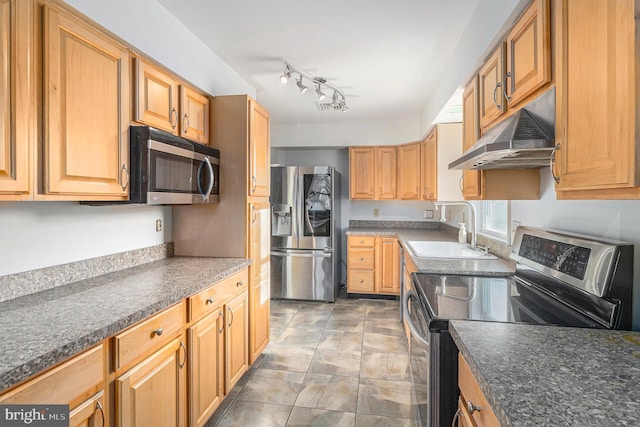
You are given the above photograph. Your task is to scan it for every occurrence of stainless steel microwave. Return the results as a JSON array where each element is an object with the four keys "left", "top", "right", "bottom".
[{"left": 129, "top": 126, "right": 219, "bottom": 205}]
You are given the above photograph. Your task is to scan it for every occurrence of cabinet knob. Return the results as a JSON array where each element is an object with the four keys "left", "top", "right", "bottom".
[
  {"left": 359, "top": 240, "right": 364, "bottom": 244},
  {"left": 359, "top": 279, "right": 364, "bottom": 283},
  {"left": 467, "top": 401, "right": 481, "bottom": 415},
  {"left": 359, "top": 257, "right": 364, "bottom": 261},
  {"left": 237, "top": 281, "right": 244, "bottom": 287},
  {"left": 206, "top": 298, "right": 214, "bottom": 304},
  {"left": 152, "top": 328, "right": 163, "bottom": 337}
]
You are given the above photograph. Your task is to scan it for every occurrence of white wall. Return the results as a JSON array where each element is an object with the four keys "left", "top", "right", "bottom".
[
  {"left": 0, "top": 0, "right": 255, "bottom": 277},
  {"left": 0, "top": 203, "right": 171, "bottom": 276},
  {"left": 271, "top": 115, "right": 423, "bottom": 148}
]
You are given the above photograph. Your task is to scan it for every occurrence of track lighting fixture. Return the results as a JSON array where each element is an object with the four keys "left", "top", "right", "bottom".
[
  {"left": 280, "top": 66, "right": 292, "bottom": 83},
  {"left": 296, "top": 77, "right": 307, "bottom": 94},
  {"left": 315, "top": 84, "right": 326, "bottom": 101},
  {"left": 280, "top": 61, "right": 349, "bottom": 112}
]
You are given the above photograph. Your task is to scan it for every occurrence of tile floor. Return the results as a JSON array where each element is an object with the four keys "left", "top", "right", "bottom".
[{"left": 205, "top": 290, "right": 412, "bottom": 427}]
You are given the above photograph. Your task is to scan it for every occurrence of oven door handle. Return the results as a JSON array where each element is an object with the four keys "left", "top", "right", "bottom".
[{"left": 402, "top": 289, "right": 430, "bottom": 347}]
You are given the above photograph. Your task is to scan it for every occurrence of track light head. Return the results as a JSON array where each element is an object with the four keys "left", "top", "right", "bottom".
[
  {"left": 296, "top": 77, "right": 307, "bottom": 94},
  {"left": 280, "top": 66, "right": 292, "bottom": 84},
  {"left": 315, "top": 84, "right": 326, "bottom": 101}
]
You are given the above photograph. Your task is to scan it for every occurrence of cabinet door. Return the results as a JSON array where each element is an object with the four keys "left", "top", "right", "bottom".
[
  {"left": 0, "top": 0, "right": 30, "bottom": 197},
  {"left": 505, "top": 0, "right": 551, "bottom": 107},
  {"left": 134, "top": 58, "right": 178, "bottom": 134},
  {"left": 462, "top": 78, "right": 483, "bottom": 200},
  {"left": 44, "top": 4, "right": 129, "bottom": 197},
  {"left": 377, "top": 238, "right": 400, "bottom": 295},
  {"left": 225, "top": 291, "right": 248, "bottom": 392},
  {"left": 69, "top": 391, "right": 105, "bottom": 427},
  {"left": 397, "top": 142, "right": 421, "bottom": 200},
  {"left": 116, "top": 337, "right": 186, "bottom": 427},
  {"left": 180, "top": 85, "right": 210, "bottom": 144},
  {"left": 349, "top": 147, "right": 375, "bottom": 199},
  {"left": 554, "top": 0, "right": 638, "bottom": 194},
  {"left": 375, "top": 146, "right": 396, "bottom": 199},
  {"left": 249, "top": 200, "right": 270, "bottom": 364},
  {"left": 478, "top": 44, "right": 506, "bottom": 130},
  {"left": 249, "top": 99, "right": 270, "bottom": 197},
  {"left": 188, "top": 310, "right": 224, "bottom": 427},
  {"left": 421, "top": 130, "right": 437, "bottom": 201}
]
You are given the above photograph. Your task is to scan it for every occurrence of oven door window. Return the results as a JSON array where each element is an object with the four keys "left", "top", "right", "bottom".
[{"left": 149, "top": 149, "right": 194, "bottom": 193}]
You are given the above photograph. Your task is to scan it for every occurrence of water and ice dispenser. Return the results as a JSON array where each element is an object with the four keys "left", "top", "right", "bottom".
[{"left": 272, "top": 204, "right": 292, "bottom": 236}]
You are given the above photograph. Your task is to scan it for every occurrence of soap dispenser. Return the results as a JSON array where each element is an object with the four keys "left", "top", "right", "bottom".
[{"left": 458, "top": 223, "right": 467, "bottom": 244}]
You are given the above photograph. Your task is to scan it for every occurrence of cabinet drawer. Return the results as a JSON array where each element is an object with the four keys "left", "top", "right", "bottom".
[
  {"left": 188, "top": 269, "right": 249, "bottom": 322},
  {"left": 348, "top": 270, "right": 375, "bottom": 293},
  {"left": 114, "top": 302, "right": 185, "bottom": 371},
  {"left": 348, "top": 247, "right": 375, "bottom": 269},
  {"left": 0, "top": 344, "right": 104, "bottom": 408},
  {"left": 348, "top": 236, "right": 375, "bottom": 247},
  {"left": 458, "top": 354, "right": 500, "bottom": 427}
]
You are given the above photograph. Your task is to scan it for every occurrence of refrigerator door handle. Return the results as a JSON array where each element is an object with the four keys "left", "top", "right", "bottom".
[{"left": 271, "top": 249, "right": 333, "bottom": 258}]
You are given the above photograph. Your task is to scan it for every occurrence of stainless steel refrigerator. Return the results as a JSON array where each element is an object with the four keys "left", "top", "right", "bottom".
[{"left": 270, "top": 166, "right": 340, "bottom": 302}]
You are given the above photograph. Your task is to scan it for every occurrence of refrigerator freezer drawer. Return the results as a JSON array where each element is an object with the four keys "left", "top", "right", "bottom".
[{"left": 271, "top": 250, "right": 336, "bottom": 302}]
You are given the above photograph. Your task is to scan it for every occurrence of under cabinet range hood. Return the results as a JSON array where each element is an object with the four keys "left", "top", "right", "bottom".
[{"left": 449, "top": 88, "right": 555, "bottom": 170}]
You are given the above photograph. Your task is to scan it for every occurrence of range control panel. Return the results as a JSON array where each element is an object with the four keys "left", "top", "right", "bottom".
[{"left": 519, "top": 234, "right": 591, "bottom": 280}]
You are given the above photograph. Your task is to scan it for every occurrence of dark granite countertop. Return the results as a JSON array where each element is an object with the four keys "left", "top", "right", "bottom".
[
  {"left": 449, "top": 320, "right": 640, "bottom": 426},
  {"left": 0, "top": 257, "right": 250, "bottom": 392},
  {"left": 346, "top": 224, "right": 515, "bottom": 276}
]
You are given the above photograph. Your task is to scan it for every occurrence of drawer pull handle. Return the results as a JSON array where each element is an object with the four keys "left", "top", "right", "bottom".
[
  {"left": 179, "top": 340, "right": 187, "bottom": 369},
  {"left": 152, "top": 328, "right": 163, "bottom": 337},
  {"left": 218, "top": 311, "right": 225, "bottom": 334},
  {"left": 359, "top": 257, "right": 364, "bottom": 261},
  {"left": 96, "top": 401, "right": 105, "bottom": 427},
  {"left": 468, "top": 401, "right": 481, "bottom": 415},
  {"left": 359, "top": 240, "right": 364, "bottom": 244},
  {"left": 237, "top": 281, "right": 244, "bottom": 287},
  {"left": 206, "top": 298, "right": 214, "bottom": 304}
]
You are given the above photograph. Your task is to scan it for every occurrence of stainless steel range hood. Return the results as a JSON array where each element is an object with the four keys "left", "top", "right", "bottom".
[{"left": 449, "top": 88, "right": 555, "bottom": 170}]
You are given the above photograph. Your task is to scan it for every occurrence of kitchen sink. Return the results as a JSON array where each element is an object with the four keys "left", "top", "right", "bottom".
[{"left": 406, "top": 241, "right": 497, "bottom": 260}]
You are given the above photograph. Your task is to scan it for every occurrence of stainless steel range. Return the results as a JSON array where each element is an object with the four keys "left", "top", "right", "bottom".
[{"left": 403, "top": 226, "right": 634, "bottom": 427}]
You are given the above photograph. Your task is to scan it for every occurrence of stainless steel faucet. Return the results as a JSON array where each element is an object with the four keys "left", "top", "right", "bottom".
[{"left": 434, "top": 201, "right": 477, "bottom": 248}]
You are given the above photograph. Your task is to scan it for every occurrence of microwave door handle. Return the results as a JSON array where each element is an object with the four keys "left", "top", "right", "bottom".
[
  {"left": 196, "top": 159, "right": 205, "bottom": 196},
  {"left": 202, "top": 157, "right": 215, "bottom": 199}
]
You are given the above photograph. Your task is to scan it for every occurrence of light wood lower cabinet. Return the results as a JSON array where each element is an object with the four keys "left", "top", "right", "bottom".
[
  {"left": 0, "top": 344, "right": 106, "bottom": 425},
  {"left": 457, "top": 353, "right": 500, "bottom": 427},
  {"left": 249, "top": 199, "right": 270, "bottom": 364},
  {"left": 347, "top": 235, "right": 400, "bottom": 296},
  {"left": 116, "top": 337, "right": 187, "bottom": 427},
  {"left": 225, "top": 291, "right": 249, "bottom": 391}
]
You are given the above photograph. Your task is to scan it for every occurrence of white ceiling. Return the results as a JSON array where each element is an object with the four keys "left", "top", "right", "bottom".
[{"left": 157, "top": 0, "right": 514, "bottom": 127}]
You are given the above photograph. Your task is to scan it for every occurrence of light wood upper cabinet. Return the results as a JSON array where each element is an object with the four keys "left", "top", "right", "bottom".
[
  {"left": 376, "top": 146, "right": 397, "bottom": 199},
  {"left": 134, "top": 58, "right": 179, "bottom": 134},
  {"left": 421, "top": 130, "right": 437, "bottom": 201},
  {"left": 44, "top": 3, "right": 129, "bottom": 198},
  {"left": 0, "top": 0, "right": 31, "bottom": 199},
  {"left": 249, "top": 199, "right": 270, "bottom": 364},
  {"left": 249, "top": 98, "right": 270, "bottom": 197},
  {"left": 349, "top": 146, "right": 375, "bottom": 199},
  {"left": 180, "top": 84, "right": 210, "bottom": 144},
  {"left": 505, "top": 0, "right": 551, "bottom": 108},
  {"left": 462, "top": 78, "right": 483, "bottom": 200},
  {"left": 478, "top": 44, "right": 506, "bottom": 130},
  {"left": 397, "top": 142, "right": 421, "bottom": 200},
  {"left": 554, "top": 0, "right": 640, "bottom": 199}
]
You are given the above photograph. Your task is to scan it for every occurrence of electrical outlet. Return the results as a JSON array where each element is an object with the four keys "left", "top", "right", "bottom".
[
  {"left": 156, "top": 219, "right": 162, "bottom": 232},
  {"left": 423, "top": 209, "right": 434, "bottom": 219},
  {"left": 373, "top": 208, "right": 380, "bottom": 218}
]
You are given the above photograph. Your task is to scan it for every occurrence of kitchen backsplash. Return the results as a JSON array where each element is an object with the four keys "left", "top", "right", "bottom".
[
  {"left": 0, "top": 243, "right": 174, "bottom": 303},
  {"left": 349, "top": 220, "right": 441, "bottom": 229}
]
